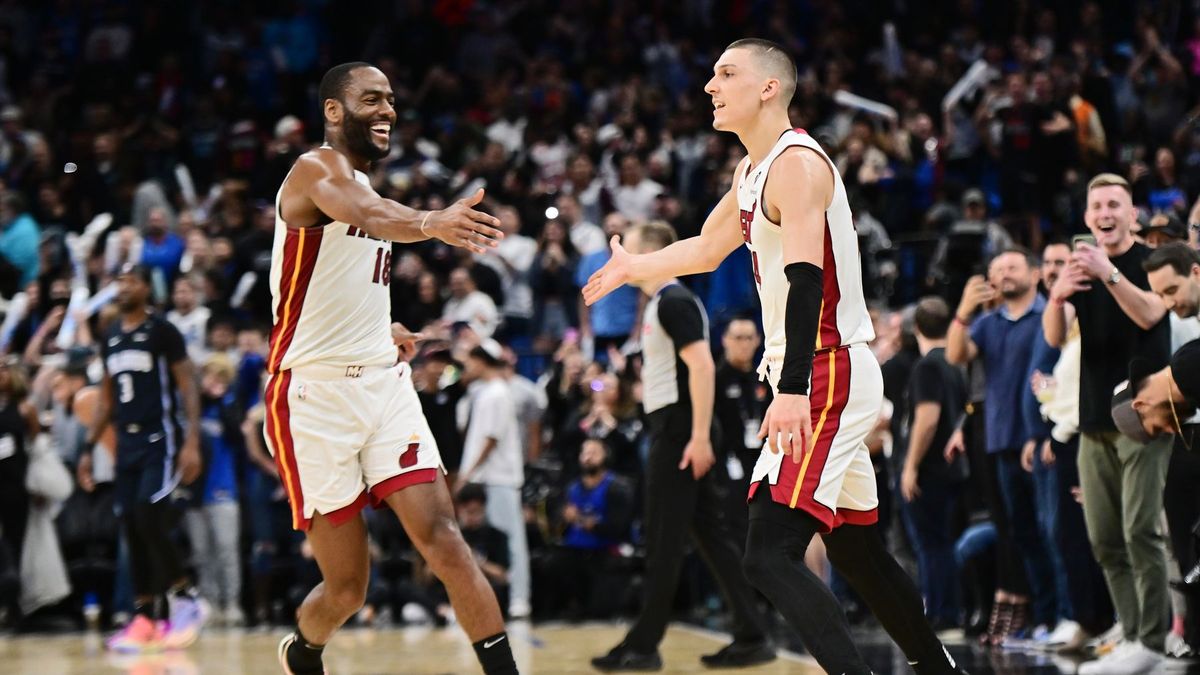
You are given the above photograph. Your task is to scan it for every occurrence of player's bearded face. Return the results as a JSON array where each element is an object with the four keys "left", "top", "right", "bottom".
[{"left": 343, "top": 106, "right": 390, "bottom": 161}]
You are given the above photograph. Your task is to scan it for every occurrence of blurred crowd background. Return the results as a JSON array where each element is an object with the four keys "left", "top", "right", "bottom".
[{"left": 2, "top": 0, "right": 1200, "bottom": 663}]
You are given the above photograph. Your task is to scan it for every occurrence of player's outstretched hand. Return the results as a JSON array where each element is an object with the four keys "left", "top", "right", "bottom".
[
  {"left": 758, "top": 393, "right": 812, "bottom": 465},
  {"left": 425, "top": 188, "right": 504, "bottom": 255},
  {"left": 582, "top": 236, "right": 632, "bottom": 306},
  {"left": 391, "top": 322, "right": 426, "bottom": 361}
]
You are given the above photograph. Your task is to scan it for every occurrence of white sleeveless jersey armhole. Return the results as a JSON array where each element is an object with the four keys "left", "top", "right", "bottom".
[
  {"left": 267, "top": 169, "right": 397, "bottom": 373},
  {"left": 734, "top": 129, "right": 875, "bottom": 375}
]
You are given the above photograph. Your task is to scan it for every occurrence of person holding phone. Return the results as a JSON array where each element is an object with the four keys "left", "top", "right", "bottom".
[
  {"left": 947, "top": 248, "right": 1056, "bottom": 644},
  {"left": 1043, "top": 173, "right": 1172, "bottom": 675}
]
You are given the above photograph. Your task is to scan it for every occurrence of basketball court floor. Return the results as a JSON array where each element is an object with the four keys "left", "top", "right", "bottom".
[{"left": 6, "top": 620, "right": 1193, "bottom": 674}]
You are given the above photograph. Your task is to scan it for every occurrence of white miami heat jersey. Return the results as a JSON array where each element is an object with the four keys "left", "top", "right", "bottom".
[
  {"left": 735, "top": 129, "right": 874, "bottom": 372},
  {"left": 267, "top": 169, "right": 397, "bottom": 373}
]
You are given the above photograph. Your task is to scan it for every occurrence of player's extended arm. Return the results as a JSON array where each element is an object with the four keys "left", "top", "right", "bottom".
[
  {"left": 757, "top": 147, "right": 832, "bottom": 461},
  {"left": 171, "top": 357, "right": 203, "bottom": 484},
  {"left": 171, "top": 359, "right": 201, "bottom": 443},
  {"left": 284, "top": 148, "right": 503, "bottom": 254},
  {"left": 582, "top": 187, "right": 744, "bottom": 306}
]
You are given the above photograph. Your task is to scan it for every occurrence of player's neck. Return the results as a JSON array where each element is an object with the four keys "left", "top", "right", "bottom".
[
  {"left": 740, "top": 114, "right": 793, "bottom": 166},
  {"left": 322, "top": 134, "right": 370, "bottom": 173}
]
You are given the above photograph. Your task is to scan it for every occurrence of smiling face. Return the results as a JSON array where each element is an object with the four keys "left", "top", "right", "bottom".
[
  {"left": 1132, "top": 370, "right": 1187, "bottom": 437},
  {"left": 1148, "top": 263, "right": 1200, "bottom": 318},
  {"left": 1084, "top": 184, "right": 1137, "bottom": 253},
  {"left": 326, "top": 66, "right": 396, "bottom": 162},
  {"left": 988, "top": 251, "right": 1035, "bottom": 299},
  {"left": 705, "top": 48, "right": 773, "bottom": 134}
]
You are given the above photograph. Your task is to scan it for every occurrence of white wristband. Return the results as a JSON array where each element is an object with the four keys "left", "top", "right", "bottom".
[{"left": 419, "top": 211, "right": 434, "bottom": 237}]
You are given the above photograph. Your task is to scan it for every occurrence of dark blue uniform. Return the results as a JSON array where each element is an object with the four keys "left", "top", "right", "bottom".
[{"left": 100, "top": 313, "right": 188, "bottom": 511}]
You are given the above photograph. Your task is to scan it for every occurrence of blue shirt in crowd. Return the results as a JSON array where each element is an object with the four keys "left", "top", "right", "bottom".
[
  {"left": 970, "top": 294, "right": 1047, "bottom": 452},
  {"left": 576, "top": 250, "right": 638, "bottom": 338},
  {"left": 563, "top": 473, "right": 618, "bottom": 551},
  {"left": 0, "top": 212, "right": 39, "bottom": 287},
  {"left": 200, "top": 393, "right": 241, "bottom": 505},
  {"left": 142, "top": 232, "right": 186, "bottom": 285}
]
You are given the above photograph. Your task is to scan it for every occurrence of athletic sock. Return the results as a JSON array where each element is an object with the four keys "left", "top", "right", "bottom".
[
  {"left": 287, "top": 627, "right": 326, "bottom": 674},
  {"left": 133, "top": 599, "right": 156, "bottom": 621},
  {"left": 170, "top": 581, "right": 200, "bottom": 600},
  {"left": 472, "top": 632, "right": 518, "bottom": 675}
]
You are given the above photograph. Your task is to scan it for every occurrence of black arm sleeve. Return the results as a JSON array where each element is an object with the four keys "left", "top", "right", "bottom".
[{"left": 777, "top": 262, "right": 824, "bottom": 395}]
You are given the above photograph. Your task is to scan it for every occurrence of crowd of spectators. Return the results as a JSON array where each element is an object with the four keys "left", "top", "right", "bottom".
[{"left": 2, "top": 2, "right": 1200, "bottom": 671}]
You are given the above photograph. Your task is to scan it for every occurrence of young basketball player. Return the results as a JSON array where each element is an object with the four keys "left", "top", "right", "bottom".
[
  {"left": 584, "top": 40, "right": 967, "bottom": 675},
  {"left": 269, "top": 62, "right": 515, "bottom": 675}
]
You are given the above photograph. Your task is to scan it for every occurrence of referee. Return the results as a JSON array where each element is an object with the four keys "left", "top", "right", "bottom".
[{"left": 592, "top": 221, "right": 773, "bottom": 672}]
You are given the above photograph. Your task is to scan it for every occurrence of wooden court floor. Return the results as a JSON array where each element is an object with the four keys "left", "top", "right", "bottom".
[{"left": 0, "top": 622, "right": 823, "bottom": 674}]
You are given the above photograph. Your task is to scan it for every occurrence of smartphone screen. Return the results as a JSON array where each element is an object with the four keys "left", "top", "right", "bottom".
[{"left": 1071, "top": 234, "right": 1096, "bottom": 250}]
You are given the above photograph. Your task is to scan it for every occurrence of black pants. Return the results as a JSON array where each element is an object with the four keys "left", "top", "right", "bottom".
[
  {"left": 123, "top": 500, "right": 184, "bottom": 599},
  {"left": 745, "top": 490, "right": 959, "bottom": 675},
  {"left": 1052, "top": 437, "right": 1115, "bottom": 636},
  {"left": 623, "top": 404, "right": 767, "bottom": 652},
  {"left": 1164, "top": 439, "right": 1200, "bottom": 646}
]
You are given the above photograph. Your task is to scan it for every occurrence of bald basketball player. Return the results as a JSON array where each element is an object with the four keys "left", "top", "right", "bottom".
[
  {"left": 269, "top": 62, "right": 515, "bottom": 675},
  {"left": 584, "top": 39, "right": 966, "bottom": 675}
]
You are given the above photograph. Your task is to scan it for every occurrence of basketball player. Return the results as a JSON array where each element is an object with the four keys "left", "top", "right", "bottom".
[
  {"left": 583, "top": 40, "right": 965, "bottom": 675},
  {"left": 268, "top": 62, "right": 515, "bottom": 675},
  {"left": 84, "top": 263, "right": 206, "bottom": 653}
]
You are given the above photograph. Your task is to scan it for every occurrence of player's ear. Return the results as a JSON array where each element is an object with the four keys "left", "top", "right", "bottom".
[
  {"left": 761, "top": 78, "right": 778, "bottom": 102},
  {"left": 323, "top": 98, "right": 343, "bottom": 125}
]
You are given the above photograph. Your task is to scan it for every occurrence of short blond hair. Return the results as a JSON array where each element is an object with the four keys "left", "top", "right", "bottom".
[
  {"left": 629, "top": 220, "right": 678, "bottom": 252},
  {"left": 1086, "top": 173, "right": 1132, "bottom": 196},
  {"left": 203, "top": 353, "right": 236, "bottom": 384}
]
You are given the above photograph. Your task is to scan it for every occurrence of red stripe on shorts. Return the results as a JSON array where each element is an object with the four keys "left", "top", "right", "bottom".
[{"left": 265, "top": 371, "right": 308, "bottom": 531}]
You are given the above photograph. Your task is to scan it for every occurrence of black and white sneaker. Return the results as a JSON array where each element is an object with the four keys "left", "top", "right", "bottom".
[{"left": 277, "top": 632, "right": 326, "bottom": 675}]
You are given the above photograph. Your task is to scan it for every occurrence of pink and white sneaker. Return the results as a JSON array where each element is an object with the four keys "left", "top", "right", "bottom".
[
  {"left": 106, "top": 614, "right": 166, "bottom": 653},
  {"left": 162, "top": 595, "right": 210, "bottom": 649}
]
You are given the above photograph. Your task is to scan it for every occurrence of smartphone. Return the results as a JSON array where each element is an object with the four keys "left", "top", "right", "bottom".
[{"left": 1071, "top": 234, "right": 1096, "bottom": 250}]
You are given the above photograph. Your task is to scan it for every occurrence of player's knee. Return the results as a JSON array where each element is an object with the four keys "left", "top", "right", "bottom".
[
  {"left": 741, "top": 540, "right": 783, "bottom": 589},
  {"left": 325, "top": 574, "right": 369, "bottom": 615},
  {"left": 417, "top": 516, "right": 473, "bottom": 571}
]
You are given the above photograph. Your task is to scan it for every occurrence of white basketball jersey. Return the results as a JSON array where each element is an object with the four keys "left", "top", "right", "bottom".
[
  {"left": 735, "top": 129, "right": 874, "bottom": 373},
  {"left": 267, "top": 169, "right": 396, "bottom": 373}
]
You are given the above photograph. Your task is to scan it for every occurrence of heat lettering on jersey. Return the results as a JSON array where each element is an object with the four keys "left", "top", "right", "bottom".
[
  {"left": 345, "top": 225, "right": 387, "bottom": 243},
  {"left": 739, "top": 201, "right": 762, "bottom": 286}
]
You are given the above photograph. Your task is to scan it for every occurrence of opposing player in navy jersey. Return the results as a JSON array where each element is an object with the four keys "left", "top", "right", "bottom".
[
  {"left": 584, "top": 39, "right": 965, "bottom": 675},
  {"left": 82, "top": 263, "right": 205, "bottom": 653}
]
